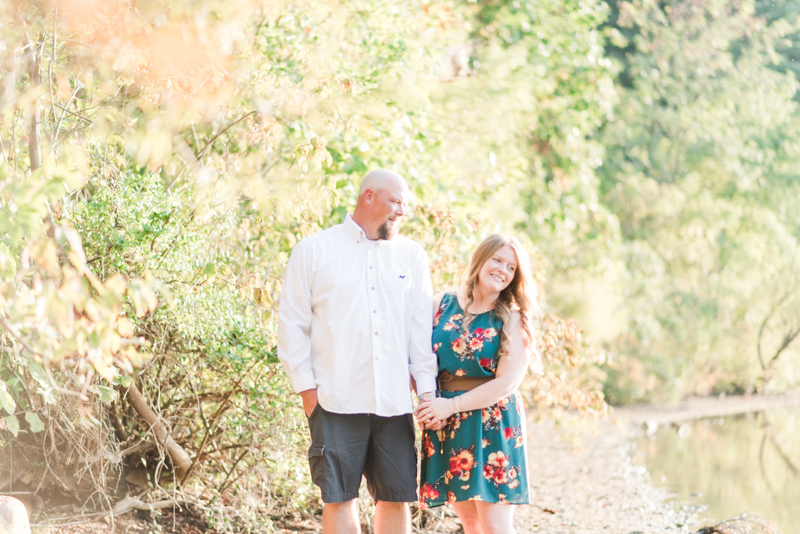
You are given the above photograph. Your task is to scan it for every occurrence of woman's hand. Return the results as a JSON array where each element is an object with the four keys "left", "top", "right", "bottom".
[
  {"left": 428, "top": 419, "right": 446, "bottom": 430},
  {"left": 415, "top": 398, "right": 454, "bottom": 428}
]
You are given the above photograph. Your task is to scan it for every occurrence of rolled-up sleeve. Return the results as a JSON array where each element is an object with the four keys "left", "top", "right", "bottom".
[
  {"left": 407, "top": 247, "right": 438, "bottom": 395},
  {"left": 277, "top": 242, "right": 317, "bottom": 393}
]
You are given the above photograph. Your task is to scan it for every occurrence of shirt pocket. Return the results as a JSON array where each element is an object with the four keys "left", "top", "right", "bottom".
[{"left": 389, "top": 270, "right": 413, "bottom": 297}]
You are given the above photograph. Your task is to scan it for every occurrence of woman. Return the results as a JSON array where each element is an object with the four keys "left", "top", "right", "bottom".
[{"left": 415, "top": 234, "right": 541, "bottom": 534}]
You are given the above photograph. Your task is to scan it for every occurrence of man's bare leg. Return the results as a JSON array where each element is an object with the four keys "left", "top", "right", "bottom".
[
  {"left": 373, "top": 501, "right": 410, "bottom": 534},
  {"left": 322, "top": 500, "right": 360, "bottom": 534}
]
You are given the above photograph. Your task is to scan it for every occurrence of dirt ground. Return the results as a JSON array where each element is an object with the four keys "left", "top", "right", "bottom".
[
  {"left": 33, "top": 394, "right": 798, "bottom": 534},
  {"left": 513, "top": 417, "right": 698, "bottom": 534},
  {"left": 29, "top": 418, "right": 697, "bottom": 534}
]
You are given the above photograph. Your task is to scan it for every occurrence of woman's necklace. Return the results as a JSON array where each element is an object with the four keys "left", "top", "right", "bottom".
[
  {"left": 467, "top": 301, "right": 495, "bottom": 315},
  {"left": 460, "top": 289, "right": 496, "bottom": 315}
]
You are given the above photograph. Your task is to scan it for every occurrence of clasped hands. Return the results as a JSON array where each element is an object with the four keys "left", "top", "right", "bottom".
[{"left": 414, "top": 397, "right": 456, "bottom": 430}]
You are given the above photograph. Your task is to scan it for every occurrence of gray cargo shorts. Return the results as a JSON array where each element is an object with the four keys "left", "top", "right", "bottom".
[{"left": 306, "top": 403, "right": 418, "bottom": 504}]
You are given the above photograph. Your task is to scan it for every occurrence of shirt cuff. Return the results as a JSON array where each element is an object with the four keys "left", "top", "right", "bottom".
[
  {"left": 414, "top": 374, "right": 437, "bottom": 396},
  {"left": 290, "top": 370, "right": 317, "bottom": 393}
]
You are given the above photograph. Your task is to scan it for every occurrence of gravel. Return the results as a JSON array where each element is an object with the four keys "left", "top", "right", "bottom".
[{"left": 513, "top": 417, "right": 699, "bottom": 534}]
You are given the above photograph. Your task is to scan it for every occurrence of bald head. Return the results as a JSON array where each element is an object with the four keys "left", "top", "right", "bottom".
[
  {"left": 358, "top": 169, "right": 408, "bottom": 196},
  {"left": 352, "top": 169, "right": 410, "bottom": 240}
]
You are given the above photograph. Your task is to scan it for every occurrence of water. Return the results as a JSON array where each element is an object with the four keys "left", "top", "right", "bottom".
[{"left": 636, "top": 407, "right": 800, "bottom": 534}]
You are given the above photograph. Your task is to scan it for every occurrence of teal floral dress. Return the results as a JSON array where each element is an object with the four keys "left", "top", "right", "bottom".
[{"left": 419, "top": 293, "right": 530, "bottom": 508}]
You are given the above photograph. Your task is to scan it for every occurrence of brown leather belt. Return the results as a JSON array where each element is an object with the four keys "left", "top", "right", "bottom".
[{"left": 437, "top": 371, "right": 494, "bottom": 392}]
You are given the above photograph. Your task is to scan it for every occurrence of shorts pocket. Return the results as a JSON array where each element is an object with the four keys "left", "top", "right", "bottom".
[
  {"left": 308, "top": 445, "right": 326, "bottom": 489},
  {"left": 308, "top": 402, "right": 322, "bottom": 419}
]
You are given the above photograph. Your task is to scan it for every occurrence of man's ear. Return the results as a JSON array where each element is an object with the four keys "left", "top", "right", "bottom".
[{"left": 364, "top": 189, "right": 374, "bottom": 204}]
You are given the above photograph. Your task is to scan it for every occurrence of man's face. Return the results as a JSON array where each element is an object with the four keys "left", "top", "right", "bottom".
[{"left": 373, "top": 185, "right": 408, "bottom": 240}]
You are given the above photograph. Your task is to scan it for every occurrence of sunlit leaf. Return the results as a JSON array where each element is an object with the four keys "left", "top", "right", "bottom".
[
  {"left": 117, "top": 317, "right": 135, "bottom": 337},
  {"left": 25, "top": 411, "right": 45, "bottom": 433},
  {"left": 0, "top": 381, "right": 15, "bottom": 415},
  {"left": 28, "top": 362, "right": 56, "bottom": 405},
  {"left": 0, "top": 243, "right": 16, "bottom": 281},
  {"left": 4, "top": 415, "right": 19, "bottom": 437},
  {"left": 95, "top": 385, "right": 119, "bottom": 405}
]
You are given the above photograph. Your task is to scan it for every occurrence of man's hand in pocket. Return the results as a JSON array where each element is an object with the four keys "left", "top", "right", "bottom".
[{"left": 300, "top": 389, "right": 318, "bottom": 417}]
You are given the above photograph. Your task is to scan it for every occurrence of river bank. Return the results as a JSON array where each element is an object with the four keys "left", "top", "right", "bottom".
[
  {"left": 613, "top": 391, "right": 800, "bottom": 427},
  {"left": 512, "top": 392, "right": 800, "bottom": 533},
  {"left": 511, "top": 417, "right": 698, "bottom": 534}
]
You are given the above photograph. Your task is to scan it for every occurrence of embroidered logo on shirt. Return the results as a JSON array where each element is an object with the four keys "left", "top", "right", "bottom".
[{"left": 399, "top": 275, "right": 406, "bottom": 279}]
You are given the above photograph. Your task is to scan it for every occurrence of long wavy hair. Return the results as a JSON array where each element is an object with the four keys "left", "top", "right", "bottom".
[{"left": 460, "top": 234, "right": 539, "bottom": 361}]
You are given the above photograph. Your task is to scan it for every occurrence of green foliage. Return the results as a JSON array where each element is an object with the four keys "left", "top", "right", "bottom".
[
  {"left": 1, "top": 0, "right": 799, "bottom": 528},
  {"left": 597, "top": 0, "right": 800, "bottom": 402},
  {"left": 0, "top": 1, "right": 605, "bottom": 528}
]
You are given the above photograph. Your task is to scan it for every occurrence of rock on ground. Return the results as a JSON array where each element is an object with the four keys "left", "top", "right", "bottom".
[{"left": 0, "top": 496, "right": 31, "bottom": 534}]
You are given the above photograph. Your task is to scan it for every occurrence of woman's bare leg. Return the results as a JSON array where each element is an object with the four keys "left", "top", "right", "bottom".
[
  {"left": 474, "top": 501, "right": 515, "bottom": 534},
  {"left": 451, "top": 501, "right": 484, "bottom": 534}
]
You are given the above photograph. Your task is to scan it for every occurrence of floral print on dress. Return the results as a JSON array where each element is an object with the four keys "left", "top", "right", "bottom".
[
  {"left": 482, "top": 451, "right": 523, "bottom": 489},
  {"left": 481, "top": 395, "right": 512, "bottom": 431},
  {"left": 420, "top": 482, "right": 440, "bottom": 501},
  {"left": 420, "top": 293, "right": 529, "bottom": 509},
  {"left": 440, "top": 312, "right": 499, "bottom": 363},
  {"left": 433, "top": 306, "right": 444, "bottom": 327},
  {"left": 422, "top": 432, "right": 436, "bottom": 459},
  {"left": 445, "top": 445, "right": 476, "bottom": 483}
]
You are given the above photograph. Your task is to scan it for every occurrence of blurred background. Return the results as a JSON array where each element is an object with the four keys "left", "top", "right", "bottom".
[{"left": 0, "top": 0, "right": 798, "bottom": 531}]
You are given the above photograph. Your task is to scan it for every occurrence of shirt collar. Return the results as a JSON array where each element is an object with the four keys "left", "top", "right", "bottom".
[{"left": 344, "top": 214, "right": 371, "bottom": 244}]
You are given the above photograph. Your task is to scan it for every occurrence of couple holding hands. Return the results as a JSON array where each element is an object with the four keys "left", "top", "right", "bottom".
[{"left": 278, "top": 169, "right": 541, "bottom": 534}]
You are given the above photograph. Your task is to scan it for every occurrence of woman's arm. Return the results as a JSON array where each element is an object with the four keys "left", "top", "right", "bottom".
[
  {"left": 416, "top": 311, "right": 529, "bottom": 426},
  {"left": 413, "top": 292, "right": 446, "bottom": 399},
  {"left": 432, "top": 291, "right": 446, "bottom": 315}
]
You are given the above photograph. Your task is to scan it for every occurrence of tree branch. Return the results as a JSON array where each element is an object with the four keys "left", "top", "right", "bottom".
[
  {"left": 195, "top": 111, "right": 256, "bottom": 160},
  {"left": 766, "top": 325, "right": 800, "bottom": 372},
  {"left": 124, "top": 382, "right": 192, "bottom": 480},
  {"left": 757, "top": 292, "right": 790, "bottom": 371}
]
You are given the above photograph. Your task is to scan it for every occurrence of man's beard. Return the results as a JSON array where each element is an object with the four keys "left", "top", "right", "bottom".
[{"left": 378, "top": 219, "right": 398, "bottom": 240}]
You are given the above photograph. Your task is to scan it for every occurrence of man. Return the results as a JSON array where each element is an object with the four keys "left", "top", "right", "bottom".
[{"left": 277, "top": 169, "right": 438, "bottom": 534}]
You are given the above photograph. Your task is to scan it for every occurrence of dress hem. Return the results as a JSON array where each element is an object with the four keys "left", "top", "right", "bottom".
[{"left": 422, "top": 498, "right": 531, "bottom": 508}]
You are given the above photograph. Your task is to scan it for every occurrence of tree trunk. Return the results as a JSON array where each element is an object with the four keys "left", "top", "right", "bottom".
[
  {"left": 24, "top": 31, "right": 41, "bottom": 172},
  {"left": 23, "top": 31, "right": 57, "bottom": 240},
  {"left": 124, "top": 382, "right": 193, "bottom": 481}
]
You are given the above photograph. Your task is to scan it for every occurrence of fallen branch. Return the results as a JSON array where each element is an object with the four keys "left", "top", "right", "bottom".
[
  {"left": 124, "top": 382, "right": 192, "bottom": 480},
  {"left": 110, "top": 496, "right": 180, "bottom": 515},
  {"left": 32, "top": 497, "right": 183, "bottom": 525}
]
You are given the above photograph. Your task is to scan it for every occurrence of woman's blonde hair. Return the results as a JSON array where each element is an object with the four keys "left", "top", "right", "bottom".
[{"left": 460, "top": 234, "right": 538, "bottom": 360}]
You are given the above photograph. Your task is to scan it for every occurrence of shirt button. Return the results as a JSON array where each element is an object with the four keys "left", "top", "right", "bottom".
[
  {"left": 373, "top": 310, "right": 376, "bottom": 313},
  {"left": 371, "top": 287, "right": 375, "bottom": 290},
  {"left": 369, "top": 266, "right": 372, "bottom": 269},
  {"left": 374, "top": 332, "right": 378, "bottom": 336}
]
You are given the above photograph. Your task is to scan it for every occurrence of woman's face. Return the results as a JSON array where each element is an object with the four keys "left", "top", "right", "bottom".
[{"left": 476, "top": 245, "right": 518, "bottom": 295}]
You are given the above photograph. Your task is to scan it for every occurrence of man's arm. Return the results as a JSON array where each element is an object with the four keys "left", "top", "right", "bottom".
[
  {"left": 277, "top": 242, "right": 318, "bottom": 416},
  {"left": 407, "top": 247, "right": 438, "bottom": 396}
]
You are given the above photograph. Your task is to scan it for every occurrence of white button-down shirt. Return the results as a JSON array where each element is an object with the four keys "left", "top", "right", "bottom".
[{"left": 277, "top": 215, "right": 438, "bottom": 416}]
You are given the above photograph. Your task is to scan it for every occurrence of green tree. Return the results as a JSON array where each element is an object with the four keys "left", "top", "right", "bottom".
[
  {"left": 0, "top": 1, "right": 606, "bottom": 530},
  {"left": 599, "top": 0, "right": 800, "bottom": 402}
]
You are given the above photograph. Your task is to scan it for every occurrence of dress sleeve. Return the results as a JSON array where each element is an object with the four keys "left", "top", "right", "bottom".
[
  {"left": 277, "top": 241, "right": 317, "bottom": 393},
  {"left": 408, "top": 246, "right": 438, "bottom": 395}
]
